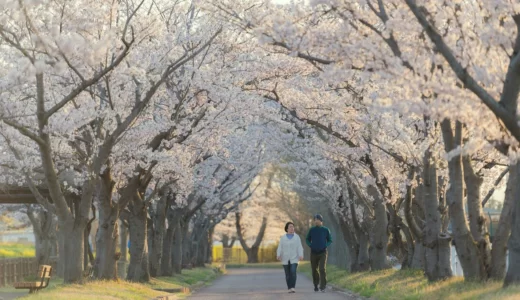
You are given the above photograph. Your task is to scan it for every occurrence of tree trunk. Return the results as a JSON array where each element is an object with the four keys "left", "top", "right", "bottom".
[
  {"left": 407, "top": 182, "right": 424, "bottom": 269},
  {"left": 182, "top": 223, "right": 193, "bottom": 267},
  {"left": 84, "top": 226, "right": 90, "bottom": 270},
  {"left": 423, "top": 150, "right": 453, "bottom": 281},
  {"left": 490, "top": 164, "right": 516, "bottom": 280},
  {"left": 120, "top": 219, "right": 128, "bottom": 262},
  {"left": 442, "top": 120, "right": 482, "bottom": 281},
  {"left": 338, "top": 213, "right": 360, "bottom": 272},
  {"left": 61, "top": 219, "right": 86, "bottom": 283},
  {"left": 95, "top": 208, "right": 119, "bottom": 279},
  {"left": 246, "top": 246, "right": 259, "bottom": 263},
  {"left": 149, "top": 194, "right": 167, "bottom": 277},
  {"left": 236, "top": 212, "right": 268, "bottom": 264},
  {"left": 207, "top": 226, "right": 215, "bottom": 264},
  {"left": 195, "top": 229, "right": 209, "bottom": 267},
  {"left": 463, "top": 156, "right": 492, "bottom": 279},
  {"left": 504, "top": 162, "right": 520, "bottom": 286},
  {"left": 358, "top": 231, "right": 370, "bottom": 271},
  {"left": 147, "top": 216, "right": 154, "bottom": 271},
  {"left": 28, "top": 208, "right": 56, "bottom": 266},
  {"left": 160, "top": 205, "right": 177, "bottom": 276},
  {"left": 57, "top": 225, "right": 66, "bottom": 277},
  {"left": 126, "top": 196, "right": 150, "bottom": 282},
  {"left": 161, "top": 205, "right": 181, "bottom": 276},
  {"left": 349, "top": 201, "right": 370, "bottom": 271},
  {"left": 95, "top": 169, "right": 119, "bottom": 280},
  {"left": 367, "top": 185, "right": 389, "bottom": 270},
  {"left": 172, "top": 219, "right": 185, "bottom": 274}
]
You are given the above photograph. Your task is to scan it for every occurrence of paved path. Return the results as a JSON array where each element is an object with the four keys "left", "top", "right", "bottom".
[
  {"left": 188, "top": 268, "right": 354, "bottom": 299},
  {"left": 0, "top": 291, "right": 26, "bottom": 300}
]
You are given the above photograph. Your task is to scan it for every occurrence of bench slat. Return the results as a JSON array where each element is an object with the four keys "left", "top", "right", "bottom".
[
  {"left": 37, "top": 265, "right": 52, "bottom": 278},
  {"left": 13, "top": 265, "right": 52, "bottom": 291},
  {"left": 14, "top": 281, "right": 43, "bottom": 288}
]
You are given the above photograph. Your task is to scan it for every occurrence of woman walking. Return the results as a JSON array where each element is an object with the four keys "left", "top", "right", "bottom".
[{"left": 277, "top": 222, "right": 304, "bottom": 293}]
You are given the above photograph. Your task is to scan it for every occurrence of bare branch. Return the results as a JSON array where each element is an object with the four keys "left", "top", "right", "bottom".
[
  {"left": 0, "top": 118, "right": 45, "bottom": 146},
  {"left": 404, "top": 0, "right": 520, "bottom": 141}
]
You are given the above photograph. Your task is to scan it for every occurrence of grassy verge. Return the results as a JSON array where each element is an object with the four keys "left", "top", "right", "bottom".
[
  {"left": 298, "top": 264, "right": 520, "bottom": 300},
  {"left": 152, "top": 267, "right": 222, "bottom": 288},
  {"left": 0, "top": 243, "right": 35, "bottom": 258},
  {"left": 0, "top": 267, "right": 221, "bottom": 300}
]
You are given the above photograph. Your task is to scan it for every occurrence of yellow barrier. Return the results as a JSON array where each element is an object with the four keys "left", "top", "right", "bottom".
[{"left": 212, "top": 244, "right": 278, "bottom": 263}]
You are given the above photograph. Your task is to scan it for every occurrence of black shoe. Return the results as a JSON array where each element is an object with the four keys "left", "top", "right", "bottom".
[
  {"left": 314, "top": 286, "right": 319, "bottom": 292},
  {"left": 320, "top": 288, "right": 326, "bottom": 292}
]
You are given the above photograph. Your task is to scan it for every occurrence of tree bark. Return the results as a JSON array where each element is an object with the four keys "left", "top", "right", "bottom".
[
  {"left": 367, "top": 185, "right": 389, "bottom": 270},
  {"left": 195, "top": 228, "right": 209, "bottom": 267},
  {"left": 120, "top": 219, "right": 128, "bottom": 262},
  {"left": 222, "top": 234, "right": 236, "bottom": 248},
  {"left": 57, "top": 225, "right": 65, "bottom": 277},
  {"left": 207, "top": 226, "right": 215, "bottom": 264},
  {"left": 182, "top": 222, "right": 193, "bottom": 267},
  {"left": 463, "top": 156, "right": 492, "bottom": 279},
  {"left": 95, "top": 169, "right": 119, "bottom": 280},
  {"left": 407, "top": 182, "right": 424, "bottom": 269},
  {"left": 149, "top": 193, "right": 168, "bottom": 277},
  {"left": 126, "top": 194, "right": 150, "bottom": 282},
  {"left": 349, "top": 201, "right": 370, "bottom": 271},
  {"left": 338, "top": 210, "right": 360, "bottom": 272},
  {"left": 172, "top": 218, "right": 185, "bottom": 274},
  {"left": 235, "top": 212, "right": 268, "bottom": 263},
  {"left": 490, "top": 163, "right": 516, "bottom": 280},
  {"left": 61, "top": 219, "right": 86, "bottom": 283},
  {"left": 27, "top": 208, "right": 56, "bottom": 266},
  {"left": 423, "top": 150, "right": 452, "bottom": 281},
  {"left": 160, "top": 202, "right": 178, "bottom": 276},
  {"left": 504, "top": 162, "right": 520, "bottom": 286},
  {"left": 442, "top": 120, "right": 482, "bottom": 281}
]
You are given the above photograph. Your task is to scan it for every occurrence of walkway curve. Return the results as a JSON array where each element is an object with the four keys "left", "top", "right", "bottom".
[{"left": 188, "top": 268, "right": 356, "bottom": 299}]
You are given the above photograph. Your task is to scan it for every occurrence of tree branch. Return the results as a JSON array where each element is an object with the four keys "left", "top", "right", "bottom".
[{"left": 404, "top": 0, "right": 520, "bottom": 142}]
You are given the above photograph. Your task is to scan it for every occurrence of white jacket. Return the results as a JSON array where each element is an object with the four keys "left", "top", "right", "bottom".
[{"left": 277, "top": 233, "right": 304, "bottom": 265}]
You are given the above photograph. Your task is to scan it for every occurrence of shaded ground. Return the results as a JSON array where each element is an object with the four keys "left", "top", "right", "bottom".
[{"left": 188, "top": 268, "right": 356, "bottom": 299}]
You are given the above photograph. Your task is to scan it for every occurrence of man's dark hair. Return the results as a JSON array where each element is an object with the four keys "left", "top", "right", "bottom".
[{"left": 284, "top": 222, "right": 294, "bottom": 233}]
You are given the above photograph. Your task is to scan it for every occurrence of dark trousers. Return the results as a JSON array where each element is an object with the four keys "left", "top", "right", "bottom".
[
  {"left": 310, "top": 251, "right": 328, "bottom": 289},
  {"left": 283, "top": 262, "right": 298, "bottom": 289}
]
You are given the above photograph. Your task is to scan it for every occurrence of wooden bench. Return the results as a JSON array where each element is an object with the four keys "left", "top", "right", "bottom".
[{"left": 13, "top": 265, "right": 52, "bottom": 293}]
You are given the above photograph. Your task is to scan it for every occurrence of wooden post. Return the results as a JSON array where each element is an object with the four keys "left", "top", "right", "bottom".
[{"left": 13, "top": 259, "right": 18, "bottom": 283}]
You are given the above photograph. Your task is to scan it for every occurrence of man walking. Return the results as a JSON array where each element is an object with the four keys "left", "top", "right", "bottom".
[{"left": 306, "top": 214, "right": 332, "bottom": 292}]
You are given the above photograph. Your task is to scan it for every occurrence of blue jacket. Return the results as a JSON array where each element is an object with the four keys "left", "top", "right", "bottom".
[{"left": 306, "top": 226, "right": 332, "bottom": 254}]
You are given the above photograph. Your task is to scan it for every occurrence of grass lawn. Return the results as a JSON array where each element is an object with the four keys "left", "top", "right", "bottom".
[
  {"left": 0, "top": 267, "right": 220, "bottom": 300},
  {"left": 0, "top": 243, "right": 35, "bottom": 258},
  {"left": 298, "top": 264, "right": 520, "bottom": 300}
]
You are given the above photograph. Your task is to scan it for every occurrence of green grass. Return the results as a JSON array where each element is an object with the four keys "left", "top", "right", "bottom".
[
  {"left": 18, "top": 280, "right": 167, "bottom": 300},
  {"left": 0, "top": 267, "right": 221, "bottom": 300},
  {"left": 298, "top": 264, "right": 520, "bottom": 300},
  {"left": 152, "top": 267, "right": 222, "bottom": 288},
  {"left": 0, "top": 243, "right": 35, "bottom": 258}
]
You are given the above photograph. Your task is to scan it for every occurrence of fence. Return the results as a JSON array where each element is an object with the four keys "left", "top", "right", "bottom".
[
  {"left": 212, "top": 245, "right": 277, "bottom": 264},
  {"left": 0, "top": 257, "right": 58, "bottom": 288}
]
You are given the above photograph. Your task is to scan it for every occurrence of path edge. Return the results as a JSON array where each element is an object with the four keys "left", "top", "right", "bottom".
[{"left": 154, "top": 265, "right": 226, "bottom": 300}]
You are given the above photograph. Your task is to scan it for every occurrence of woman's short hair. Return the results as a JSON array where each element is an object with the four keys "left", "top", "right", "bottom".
[{"left": 284, "top": 222, "right": 294, "bottom": 233}]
